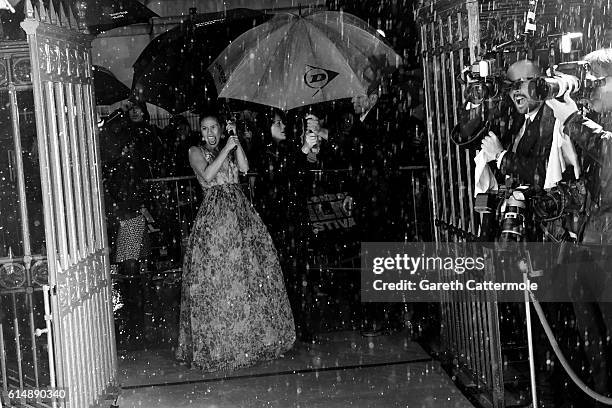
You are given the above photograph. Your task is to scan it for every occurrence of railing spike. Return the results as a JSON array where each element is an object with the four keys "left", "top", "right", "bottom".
[
  {"left": 68, "top": 3, "right": 78, "bottom": 30},
  {"left": 48, "top": 0, "right": 57, "bottom": 25},
  {"left": 24, "top": 0, "right": 35, "bottom": 19},
  {"left": 38, "top": 1, "right": 47, "bottom": 23},
  {"left": 59, "top": 1, "right": 68, "bottom": 28}
]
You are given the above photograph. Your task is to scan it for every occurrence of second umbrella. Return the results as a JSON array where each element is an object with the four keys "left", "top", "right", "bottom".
[
  {"left": 131, "top": 8, "right": 273, "bottom": 114},
  {"left": 209, "top": 10, "right": 403, "bottom": 111}
]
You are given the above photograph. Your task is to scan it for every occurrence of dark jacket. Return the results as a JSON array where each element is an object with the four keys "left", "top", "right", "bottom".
[
  {"left": 563, "top": 112, "right": 612, "bottom": 214},
  {"left": 498, "top": 104, "right": 555, "bottom": 188}
]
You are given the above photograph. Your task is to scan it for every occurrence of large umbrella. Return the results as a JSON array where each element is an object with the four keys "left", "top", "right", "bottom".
[
  {"left": 0, "top": 0, "right": 157, "bottom": 38},
  {"left": 208, "top": 10, "right": 402, "bottom": 111},
  {"left": 92, "top": 65, "right": 130, "bottom": 106},
  {"left": 81, "top": 0, "right": 158, "bottom": 35},
  {"left": 131, "top": 8, "right": 273, "bottom": 114}
]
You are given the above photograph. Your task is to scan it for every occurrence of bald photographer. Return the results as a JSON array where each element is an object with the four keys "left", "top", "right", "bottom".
[{"left": 480, "top": 60, "right": 557, "bottom": 188}]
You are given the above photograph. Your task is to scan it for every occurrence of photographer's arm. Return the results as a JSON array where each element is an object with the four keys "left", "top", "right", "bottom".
[
  {"left": 562, "top": 113, "right": 608, "bottom": 164},
  {"left": 547, "top": 94, "right": 607, "bottom": 164}
]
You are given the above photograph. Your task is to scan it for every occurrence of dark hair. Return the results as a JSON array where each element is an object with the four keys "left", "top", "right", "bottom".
[
  {"left": 128, "top": 101, "right": 150, "bottom": 122},
  {"left": 264, "top": 108, "right": 285, "bottom": 125},
  {"left": 199, "top": 111, "right": 222, "bottom": 126}
]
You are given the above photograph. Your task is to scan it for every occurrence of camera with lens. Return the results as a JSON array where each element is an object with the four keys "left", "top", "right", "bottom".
[
  {"left": 462, "top": 59, "right": 505, "bottom": 105},
  {"left": 500, "top": 190, "right": 529, "bottom": 242},
  {"left": 527, "top": 61, "right": 607, "bottom": 101},
  {"left": 451, "top": 59, "right": 504, "bottom": 148},
  {"left": 498, "top": 182, "right": 585, "bottom": 242}
]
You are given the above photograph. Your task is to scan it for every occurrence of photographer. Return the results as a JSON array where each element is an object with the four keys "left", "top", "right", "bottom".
[
  {"left": 546, "top": 49, "right": 612, "bottom": 240},
  {"left": 480, "top": 59, "right": 555, "bottom": 188},
  {"left": 546, "top": 48, "right": 612, "bottom": 396}
]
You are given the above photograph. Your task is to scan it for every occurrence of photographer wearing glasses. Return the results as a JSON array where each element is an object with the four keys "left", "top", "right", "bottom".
[
  {"left": 545, "top": 48, "right": 612, "bottom": 396},
  {"left": 480, "top": 59, "right": 556, "bottom": 188}
]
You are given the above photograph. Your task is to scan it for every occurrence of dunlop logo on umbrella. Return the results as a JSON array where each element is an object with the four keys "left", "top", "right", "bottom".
[{"left": 304, "top": 65, "right": 339, "bottom": 96}]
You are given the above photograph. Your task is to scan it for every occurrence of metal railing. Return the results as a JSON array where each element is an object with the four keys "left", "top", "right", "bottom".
[{"left": 418, "top": 2, "right": 505, "bottom": 406}]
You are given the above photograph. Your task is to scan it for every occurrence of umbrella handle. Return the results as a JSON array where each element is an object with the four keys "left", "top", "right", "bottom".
[{"left": 226, "top": 119, "right": 238, "bottom": 153}]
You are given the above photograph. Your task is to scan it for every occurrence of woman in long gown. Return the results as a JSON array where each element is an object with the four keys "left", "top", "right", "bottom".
[{"left": 176, "top": 113, "right": 295, "bottom": 371}]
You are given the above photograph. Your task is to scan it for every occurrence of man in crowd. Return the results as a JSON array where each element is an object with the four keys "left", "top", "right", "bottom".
[
  {"left": 546, "top": 48, "right": 612, "bottom": 397},
  {"left": 304, "top": 81, "right": 403, "bottom": 337},
  {"left": 481, "top": 59, "right": 556, "bottom": 188}
]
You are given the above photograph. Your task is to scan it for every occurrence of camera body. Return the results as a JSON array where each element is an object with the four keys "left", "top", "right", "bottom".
[
  {"left": 500, "top": 193, "right": 528, "bottom": 242},
  {"left": 463, "top": 59, "right": 505, "bottom": 105},
  {"left": 527, "top": 61, "right": 607, "bottom": 101},
  {"left": 497, "top": 182, "right": 585, "bottom": 242}
]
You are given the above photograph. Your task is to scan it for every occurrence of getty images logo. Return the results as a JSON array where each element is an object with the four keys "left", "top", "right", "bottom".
[{"left": 304, "top": 65, "right": 339, "bottom": 96}]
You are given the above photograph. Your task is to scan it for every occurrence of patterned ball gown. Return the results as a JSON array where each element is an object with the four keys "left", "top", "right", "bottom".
[{"left": 176, "top": 146, "right": 295, "bottom": 371}]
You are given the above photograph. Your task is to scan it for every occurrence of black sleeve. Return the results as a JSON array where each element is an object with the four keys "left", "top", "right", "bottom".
[{"left": 563, "top": 112, "right": 607, "bottom": 165}]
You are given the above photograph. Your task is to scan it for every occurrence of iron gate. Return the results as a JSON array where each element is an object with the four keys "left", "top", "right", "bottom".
[
  {"left": 0, "top": 1, "right": 120, "bottom": 407},
  {"left": 417, "top": 1, "right": 505, "bottom": 407},
  {"left": 418, "top": 0, "right": 608, "bottom": 406},
  {"left": 0, "top": 37, "right": 53, "bottom": 406}
]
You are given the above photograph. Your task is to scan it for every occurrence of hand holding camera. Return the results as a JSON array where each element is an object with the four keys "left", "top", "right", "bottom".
[
  {"left": 545, "top": 91, "right": 579, "bottom": 124},
  {"left": 527, "top": 62, "right": 606, "bottom": 102}
]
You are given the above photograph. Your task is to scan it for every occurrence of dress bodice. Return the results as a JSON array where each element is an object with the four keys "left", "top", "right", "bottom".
[{"left": 195, "top": 146, "right": 239, "bottom": 189}]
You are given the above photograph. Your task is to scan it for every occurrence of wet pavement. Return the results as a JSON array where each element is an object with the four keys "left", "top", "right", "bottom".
[{"left": 116, "top": 330, "right": 474, "bottom": 407}]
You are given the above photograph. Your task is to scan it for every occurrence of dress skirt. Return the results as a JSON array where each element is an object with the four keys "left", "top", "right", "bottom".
[{"left": 176, "top": 183, "right": 296, "bottom": 371}]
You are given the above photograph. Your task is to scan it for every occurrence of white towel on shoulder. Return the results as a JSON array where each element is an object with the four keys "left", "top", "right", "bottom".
[{"left": 544, "top": 119, "right": 580, "bottom": 189}]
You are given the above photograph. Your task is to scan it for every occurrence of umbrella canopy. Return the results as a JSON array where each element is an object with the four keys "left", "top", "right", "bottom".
[
  {"left": 0, "top": 0, "right": 157, "bottom": 39},
  {"left": 93, "top": 65, "right": 130, "bottom": 106},
  {"left": 208, "top": 10, "right": 402, "bottom": 111},
  {"left": 131, "top": 8, "right": 273, "bottom": 114},
  {"left": 83, "top": 0, "right": 158, "bottom": 35}
]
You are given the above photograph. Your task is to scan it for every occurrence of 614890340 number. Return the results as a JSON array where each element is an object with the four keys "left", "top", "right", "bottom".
[{"left": 2, "top": 387, "right": 68, "bottom": 404}]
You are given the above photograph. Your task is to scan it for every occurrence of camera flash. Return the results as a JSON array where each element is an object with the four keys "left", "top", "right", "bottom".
[
  {"left": 560, "top": 32, "right": 583, "bottom": 54},
  {"left": 479, "top": 61, "right": 490, "bottom": 77}
]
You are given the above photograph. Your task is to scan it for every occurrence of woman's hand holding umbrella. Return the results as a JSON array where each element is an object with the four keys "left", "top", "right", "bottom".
[
  {"left": 305, "top": 114, "right": 328, "bottom": 143},
  {"left": 224, "top": 120, "right": 239, "bottom": 152},
  {"left": 224, "top": 134, "right": 240, "bottom": 152},
  {"left": 301, "top": 131, "right": 318, "bottom": 155},
  {"left": 225, "top": 120, "right": 249, "bottom": 173}
]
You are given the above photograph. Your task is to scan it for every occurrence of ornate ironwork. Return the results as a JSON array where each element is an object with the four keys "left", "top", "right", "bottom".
[
  {"left": 0, "top": 262, "right": 26, "bottom": 289},
  {"left": 31, "top": 260, "right": 48, "bottom": 286},
  {"left": 0, "top": 60, "right": 7, "bottom": 86},
  {"left": 12, "top": 58, "right": 31, "bottom": 84}
]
